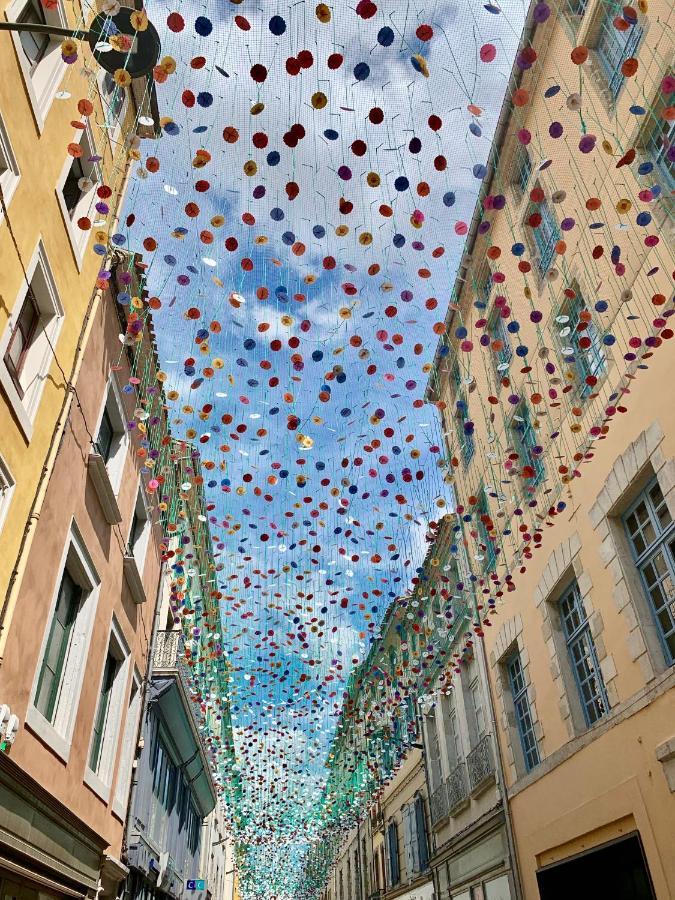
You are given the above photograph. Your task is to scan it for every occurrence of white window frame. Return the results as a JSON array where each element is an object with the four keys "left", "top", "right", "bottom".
[
  {"left": 84, "top": 616, "right": 130, "bottom": 803},
  {"left": 94, "top": 375, "right": 129, "bottom": 495},
  {"left": 0, "top": 238, "right": 64, "bottom": 439},
  {"left": 55, "top": 121, "right": 100, "bottom": 269},
  {"left": 129, "top": 482, "right": 151, "bottom": 572},
  {"left": 0, "top": 109, "right": 21, "bottom": 219},
  {"left": 0, "top": 453, "right": 16, "bottom": 535},
  {"left": 112, "top": 667, "right": 141, "bottom": 820},
  {"left": 4, "top": 0, "right": 68, "bottom": 134},
  {"left": 26, "top": 519, "right": 100, "bottom": 762}
]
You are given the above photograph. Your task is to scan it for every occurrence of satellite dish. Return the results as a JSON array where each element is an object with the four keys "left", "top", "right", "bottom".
[{"left": 87, "top": 7, "right": 160, "bottom": 78}]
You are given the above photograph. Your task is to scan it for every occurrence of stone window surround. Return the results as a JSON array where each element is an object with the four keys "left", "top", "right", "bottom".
[
  {"left": 491, "top": 614, "right": 543, "bottom": 784},
  {"left": 589, "top": 420, "right": 675, "bottom": 683},
  {"left": 533, "top": 531, "right": 619, "bottom": 740}
]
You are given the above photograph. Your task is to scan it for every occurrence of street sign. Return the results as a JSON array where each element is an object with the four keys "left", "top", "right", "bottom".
[{"left": 186, "top": 881, "right": 206, "bottom": 892}]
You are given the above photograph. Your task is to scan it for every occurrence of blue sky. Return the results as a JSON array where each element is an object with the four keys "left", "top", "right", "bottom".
[{"left": 119, "top": 0, "right": 527, "bottom": 894}]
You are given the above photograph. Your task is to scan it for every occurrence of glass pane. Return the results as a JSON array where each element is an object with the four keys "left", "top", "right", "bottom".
[
  {"left": 89, "top": 651, "right": 117, "bottom": 772},
  {"left": 650, "top": 482, "right": 671, "bottom": 530},
  {"left": 97, "top": 406, "right": 115, "bottom": 462},
  {"left": 34, "top": 569, "right": 80, "bottom": 721}
]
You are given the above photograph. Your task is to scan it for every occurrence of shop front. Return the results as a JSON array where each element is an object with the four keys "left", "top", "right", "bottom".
[
  {"left": 431, "top": 813, "right": 514, "bottom": 900},
  {"left": 0, "top": 753, "right": 107, "bottom": 900}
]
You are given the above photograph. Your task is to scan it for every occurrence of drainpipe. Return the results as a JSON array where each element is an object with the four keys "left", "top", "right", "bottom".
[{"left": 477, "top": 637, "right": 524, "bottom": 900}]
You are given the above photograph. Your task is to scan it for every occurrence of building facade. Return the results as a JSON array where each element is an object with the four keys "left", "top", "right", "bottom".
[
  {"left": 124, "top": 442, "right": 237, "bottom": 900},
  {"left": 426, "top": 0, "right": 675, "bottom": 897},
  {"left": 418, "top": 521, "right": 518, "bottom": 900},
  {"left": 0, "top": 253, "right": 171, "bottom": 896}
]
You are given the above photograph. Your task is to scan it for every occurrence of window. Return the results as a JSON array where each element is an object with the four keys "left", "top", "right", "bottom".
[
  {"left": 89, "top": 651, "right": 118, "bottom": 772},
  {"left": 559, "top": 582, "right": 609, "bottom": 726},
  {"left": 94, "top": 378, "right": 128, "bottom": 493},
  {"left": 489, "top": 307, "right": 513, "bottom": 376},
  {"left": 403, "top": 797, "right": 429, "bottom": 876},
  {"left": 512, "top": 144, "right": 532, "bottom": 198},
  {"left": 3, "top": 289, "right": 40, "bottom": 396},
  {"left": 446, "top": 691, "right": 463, "bottom": 763},
  {"left": 469, "top": 674, "right": 487, "bottom": 740},
  {"left": 97, "top": 407, "right": 115, "bottom": 463},
  {"left": 0, "top": 241, "right": 63, "bottom": 437},
  {"left": 413, "top": 796, "right": 429, "bottom": 871},
  {"left": 476, "top": 490, "right": 497, "bottom": 571},
  {"left": 511, "top": 403, "right": 545, "bottom": 487},
  {"left": 624, "top": 479, "right": 675, "bottom": 664},
  {"left": 566, "top": 0, "right": 588, "bottom": 16},
  {"left": 57, "top": 126, "right": 99, "bottom": 257},
  {"left": 473, "top": 263, "right": 492, "bottom": 310},
  {"left": 128, "top": 487, "right": 150, "bottom": 570},
  {"left": 642, "top": 73, "right": 675, "bottom": 195},
  {"left": 595, "top": 2, "right": 643, "bottom": 101},
  {"left": 507, "top": 652, "right": 540, "bottom": 772},
  {"left": 455, "top": 393, "right": 475, "bottom": 467},
  {"left": 6, "top": 0, "right": 66, "bottom": 131},
  {"left": 85, "top": 619, "right": 130, "bottom": 799},
  {"left": 0, "top": 111, "right": 21, "bottom": 216},
  {"left": 34, "top": 569, "right": 80, "bottom": 722},
  {"left": 0, "top": 455, "right": 16, "bottom": 536},
  {"left": 425, "top": 711, "right": 442, "bottom": 788},
  {"left": 16, "top": 0, "right": 50, "bottom": 69},
  {"left": 527, "top": 196, "right": 560, "bottom": 276},
  {"left": 99, "top": 71, "right": 127, "bottom": 141},
  {"left": 386, "top": 821, "right": 400, "bottom": 886},
  {"left": 113, "top": 670, "right": 142, "bottom": 818},
  {"left": 27, "top": 523, "right": 100, "bottom": 761},
  {"left": 557, "top": 288, "right": 606, "bottom": 396}
]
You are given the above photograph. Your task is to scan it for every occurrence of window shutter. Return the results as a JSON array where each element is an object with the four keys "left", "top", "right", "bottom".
[
  {"left": 415, "top": 796, "right": 429, "bottom": 871},
  {"left": 410, "top": 799, "right": 421, "bottom": 873},
  {"left": 402, "top": 804, "right": 414, "bottom": 877}
]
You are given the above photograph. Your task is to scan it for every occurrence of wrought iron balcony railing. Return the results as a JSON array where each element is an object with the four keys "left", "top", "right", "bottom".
[
  {"left": 446, "top": 760, "right": 470, "bottom": 815},
  {"left": 467, "top": 733, "right": 495, "bottom": 795},
  {"left": 152, "top": 629, "right": 203, "bottom": 737},
  {"left": 429, "top": 781, "right": 449, "bottom": 828}
]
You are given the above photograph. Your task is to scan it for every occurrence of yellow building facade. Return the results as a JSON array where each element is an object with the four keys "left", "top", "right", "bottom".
[
  {"left": 0, "top": 0, "right": 156, "bottom": 658},
  {"left": 427, "top": 0, "right": 675, "bottom": 897}
]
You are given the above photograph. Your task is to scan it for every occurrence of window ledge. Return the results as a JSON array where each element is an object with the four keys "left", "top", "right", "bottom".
[
  {"left": 83, "top": 765, "right": 111, "bottom": 804},
  {"left": 123, "top": 554, "right": 146, "bottom": 605},
  {"left": 0, "top": 363, "right": 33, "bottom": 440},
  {"left": 88, "top": 451, "right": 122, "bottom": 524},
  {"left": 24, "top": 704, "right": 70, "bottom": 763}
]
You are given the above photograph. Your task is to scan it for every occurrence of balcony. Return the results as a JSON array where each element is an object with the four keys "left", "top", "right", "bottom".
[
  {"left": 153, "top": 630, "right": 201, "bottom": 727},
  {"left": 446, "top": 760, "right": 470, "bottom": 814},
  {"left": 429, "top": 781, "right": 449, "bottom": 828},
  {"left": 151, "top": 630, "right": 217, "bottom": 815},
  {"left": 467, "top": 734, "right": 495, "bottom": 795}
]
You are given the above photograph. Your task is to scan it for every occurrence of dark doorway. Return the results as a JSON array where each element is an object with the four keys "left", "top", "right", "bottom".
[{"left": 537, "top": 832, "right": 656, "bottom": 900}]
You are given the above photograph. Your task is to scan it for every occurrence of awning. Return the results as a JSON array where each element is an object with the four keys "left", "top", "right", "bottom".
[{"left": 152, "top": 677, "right": 217, "bottom": 817}]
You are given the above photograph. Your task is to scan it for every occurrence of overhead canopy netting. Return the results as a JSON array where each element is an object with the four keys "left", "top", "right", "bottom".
[{"left": 52, "top": 0, "right": 674, "bottom": 895}]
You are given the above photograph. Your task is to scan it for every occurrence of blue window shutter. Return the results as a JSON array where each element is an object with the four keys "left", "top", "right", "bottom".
[{"left": 415, "top": 797, "right": 429, "bottom": 871}]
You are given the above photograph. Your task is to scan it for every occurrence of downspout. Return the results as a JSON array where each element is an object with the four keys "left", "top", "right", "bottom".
[{"left": 477, "top": 636, "right": 524, "bottom": 900}]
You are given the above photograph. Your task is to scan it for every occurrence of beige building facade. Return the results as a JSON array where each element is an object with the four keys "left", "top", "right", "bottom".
[{"left": 426, "top": 0, "right": 675, "bottom": 897}]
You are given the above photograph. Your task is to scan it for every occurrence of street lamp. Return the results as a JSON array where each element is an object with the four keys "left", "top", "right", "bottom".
[{"left": 0, "top": 6, "right": 161, "bottom": 78}]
